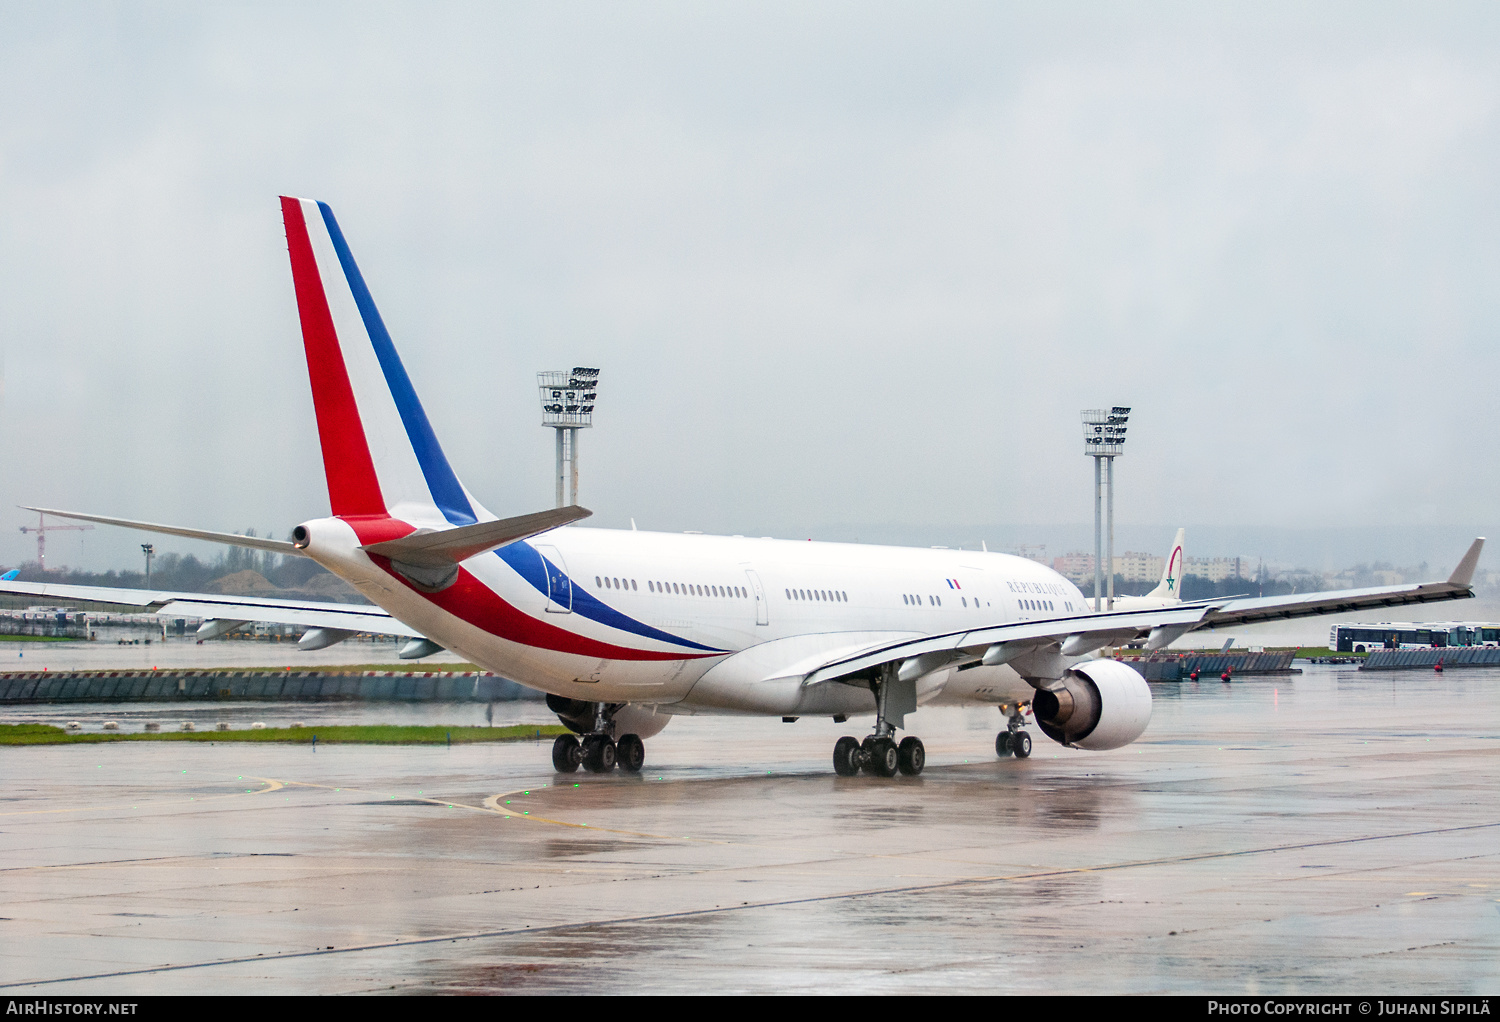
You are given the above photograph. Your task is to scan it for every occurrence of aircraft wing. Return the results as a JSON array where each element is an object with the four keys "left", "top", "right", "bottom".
[
  {"left": 803, "top": 538, "right": 1484, "bottom": 686},
  {"left": 0, "top": 580, "right": 421, "bottom": 637}
]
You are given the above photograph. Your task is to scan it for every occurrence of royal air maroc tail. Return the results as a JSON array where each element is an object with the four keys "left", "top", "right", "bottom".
[
  {"left": 2, "top": 199, "right": 1483, "bottom": 778},
  {"left": 1112, "top": 528, "right": 1186, "bottom": 611}
]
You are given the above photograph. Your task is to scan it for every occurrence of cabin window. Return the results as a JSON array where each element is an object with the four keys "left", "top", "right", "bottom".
[{"left": 631, "top": 580, "right": 637, "bottom": 591}]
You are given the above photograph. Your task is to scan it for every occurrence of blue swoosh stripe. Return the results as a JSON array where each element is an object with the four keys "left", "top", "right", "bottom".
[
  {"left": 497, "top": 542, "right": 725, "bottom": 653},
  {"left": 318, "top": 202, "right": 477, "bottom": 528}
]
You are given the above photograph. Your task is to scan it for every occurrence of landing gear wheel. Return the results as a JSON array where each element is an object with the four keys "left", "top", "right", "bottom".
[
  {"left": 897, "top": 736, "right": 925, "bottom": 776},
  {"left": 581, "top": 734, "right": 617, "bottom": 773},
  {"left": 551, "top": 734, "right": 581, "bottom": 773},
  {"left": 862, "top": 737, "right": 899, "bottom": 777},
  {"left": 616, "top": 733, "right": 645, "bottom": 773},
  {"left": 833, "top": 736, "right": 861, "bottom": 776},
  {"left": 995, "top": 732, "right": 1013, "bottom": 758},
  {"left": 1012, "top": 731, "right": 1032, "bottom": 759}
]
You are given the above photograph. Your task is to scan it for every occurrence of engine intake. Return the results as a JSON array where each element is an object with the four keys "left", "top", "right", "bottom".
[{"left": 1033, "top": 658, "right": 1152, "bottom": 750}]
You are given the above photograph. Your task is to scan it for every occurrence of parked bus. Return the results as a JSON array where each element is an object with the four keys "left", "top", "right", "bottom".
[{"left": 1330, "top": 622, "right": 1500, "bottom": 653}]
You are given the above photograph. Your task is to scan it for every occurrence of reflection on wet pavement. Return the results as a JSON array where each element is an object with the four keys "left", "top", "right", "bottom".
[{"left": 0, "top": 664, "right": 1497, "bottom": 993}]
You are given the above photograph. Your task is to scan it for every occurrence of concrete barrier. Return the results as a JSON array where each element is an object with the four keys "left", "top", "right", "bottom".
[
  {"left": 1363, "top": 646, "right": 1500, "bottom": 670},
  {"left": 1116, "top": 650, "right": 1300, "bottom": 682},
  {"left": 0, "top": 670, "right": 544, "bottom": 703}
]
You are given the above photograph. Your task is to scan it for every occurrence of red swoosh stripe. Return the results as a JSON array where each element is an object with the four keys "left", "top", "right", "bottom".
[
  {"left": 281, "top": 196, "right": 385, "bottom": 518},
  {"left": 373, "top": 556, "right": 715, "bottom": 662}
]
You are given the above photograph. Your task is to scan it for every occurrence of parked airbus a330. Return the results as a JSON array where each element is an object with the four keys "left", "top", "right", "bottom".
[{"left": 3, "top": 199, "right": 1483, "bottom": 777}]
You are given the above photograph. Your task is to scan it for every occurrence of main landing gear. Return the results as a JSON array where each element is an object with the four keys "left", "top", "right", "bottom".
[
  {"left": 548, "top": 699, "right": 646, "bottom": 775},
  {"left": 551, "top": 732, "right": 646, "bottom": 774},
  {"left": 994, "top": 702, "right": 1032, "bottom": 760},
  {"left": 833, "top": 734, "right": 926, "bottom": 777},
  {"left": 831, "top": 662, "right": 926, "bottom": 777}
]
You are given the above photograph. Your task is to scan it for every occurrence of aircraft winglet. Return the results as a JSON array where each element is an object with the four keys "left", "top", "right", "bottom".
[{"left": 1447, "top": 538, "right": 1485, "bottom": 587}]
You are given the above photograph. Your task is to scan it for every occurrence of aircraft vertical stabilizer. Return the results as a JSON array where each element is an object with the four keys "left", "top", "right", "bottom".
[
  {"left": 280, "top": 196, "right": 491, "bottom": 529},
  {"left": 1144, "top": 528, "right": 1185, "bottom": 601}
]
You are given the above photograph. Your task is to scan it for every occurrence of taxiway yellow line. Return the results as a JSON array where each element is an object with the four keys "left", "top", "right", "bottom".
[
  {"left": 277, "top": 777, "right": 719, "bottom": 841},
  {"left": 0, "top": 775, "right": 284, "bottom": 817}
]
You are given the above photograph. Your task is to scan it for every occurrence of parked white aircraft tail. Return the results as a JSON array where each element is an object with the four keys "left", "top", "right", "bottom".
[{"left": 1145, "top": 528, "right": 1186, "bottom": 601}]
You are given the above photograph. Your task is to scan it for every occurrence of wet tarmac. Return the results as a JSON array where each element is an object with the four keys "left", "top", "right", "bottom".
[{"left": 1, "top": 664, "right": 1497, "bottom": 994}]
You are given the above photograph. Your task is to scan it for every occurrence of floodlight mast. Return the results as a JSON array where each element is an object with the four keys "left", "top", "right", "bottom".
[
  {"left": 538, "top": 368, "right": 600, "bottom": 508},
  {"left": 1081, "top": 407, "right": 1130, "bottom": 611}
]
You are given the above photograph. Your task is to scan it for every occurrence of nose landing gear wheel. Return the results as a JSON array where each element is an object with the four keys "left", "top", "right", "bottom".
[
  {"left": 897, "top": 736, "right": 925, "bottom": 776},
  {"left": 833, "top": 736, "right": 861, "bottom": 776},
  {"left": 552, "top": 734, "right": 582, "bottom": 773},
  {"left": 616, "top": 733, "right": 645, "bottom": 773},
  {"left": 1012, "top": 731, "right": 1032, "bottom": 759},
  {"left": 995, "top": 732, "right": 1013, "bottom": 757},
  {"left": 862, "top": 736, "right": 899, "bottom": 777},
  {"left": 581, "top": 734, "right": 617, "bottom": 773}
]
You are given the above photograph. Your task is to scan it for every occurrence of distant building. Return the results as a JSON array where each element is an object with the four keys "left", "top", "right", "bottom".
[
  {"left": 1052, "top": 551, "right": 1165, "bottom": 585},
  {"left": 1114, "top": 551, "right": 1163, "bottom": 584},
  {"left": 1010, "top": 544, "right": 1049, "bottom": 566},
  {"left": 1053, "top": 552, "right": 1095, "bottom": 585},
  {"left": 1184, "top": 556, "right": 1244, "bottom": 582}
]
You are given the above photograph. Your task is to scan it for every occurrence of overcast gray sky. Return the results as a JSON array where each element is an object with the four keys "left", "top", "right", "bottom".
[{"left": 3, "top": 1, "right": 1499, "bottom": 573}]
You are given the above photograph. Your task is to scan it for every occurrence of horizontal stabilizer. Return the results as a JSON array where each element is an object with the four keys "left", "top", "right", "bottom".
[
  {"left": 362, "top": 506, "right": 591, "bottom": 566},
  {"left": 20, "top": 507, "right": 302, "bottom": 555}
]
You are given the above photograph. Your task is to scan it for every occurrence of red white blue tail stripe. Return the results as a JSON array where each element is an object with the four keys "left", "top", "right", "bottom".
[{"left": 280, "top": 196, "right": 722, "bottom": 659}]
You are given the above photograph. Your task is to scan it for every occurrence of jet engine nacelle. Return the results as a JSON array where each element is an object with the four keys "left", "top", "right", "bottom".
[
  {"left": 546, "top": 695, "right": 671, "bottom": 740},
  {"left": 1032, "top": 658, "right": 1152, "bottom": 751}
]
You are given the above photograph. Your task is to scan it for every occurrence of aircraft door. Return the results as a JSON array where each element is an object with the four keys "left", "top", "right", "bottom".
[
  {"left": 534, "top": 544, "right": 572, "bottom": 613},
  {"left": 745, "top": 569, "right": 769, "bottom": 626}
]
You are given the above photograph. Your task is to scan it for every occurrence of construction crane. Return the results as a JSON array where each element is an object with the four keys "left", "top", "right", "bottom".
[{"left": 19, "top": 511, "right": 93, "bottom": 572}]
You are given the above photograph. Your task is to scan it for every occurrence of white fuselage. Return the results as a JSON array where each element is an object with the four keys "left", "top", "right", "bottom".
[{"left": 305, "top": 522, "right": 1093, "bottom": 718}]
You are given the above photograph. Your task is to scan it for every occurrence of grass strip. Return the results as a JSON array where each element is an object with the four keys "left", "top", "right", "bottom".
[
  {"left": 0, "top": 723, "right": 568, "bottom": 746},
  {"left": 0, "top": 634, "right": 72, "bottom": 643},
  {"left": 1289, "top": 647, "right": 1367, "bottom": 659}
]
